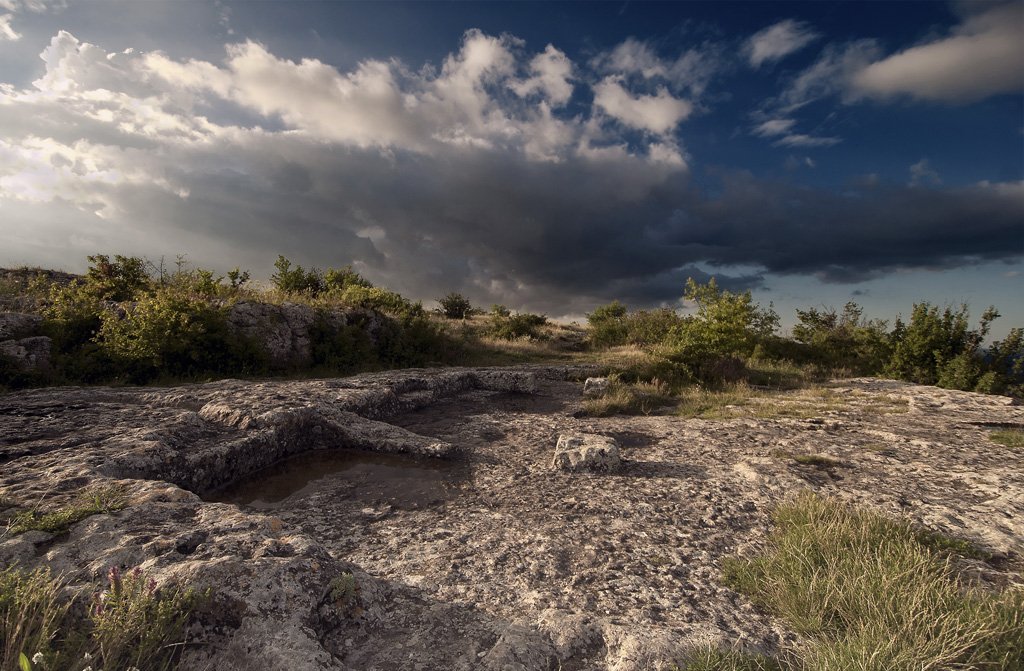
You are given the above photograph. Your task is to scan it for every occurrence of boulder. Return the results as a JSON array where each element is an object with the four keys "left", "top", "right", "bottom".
[
  {"left": 583, "top": 377, "right": 610, "bottom": 398},
  {"left": 0, "top": 335, "right": 51, "bottom": 371},
  {"left": 0, "top": 312, "right": 43, "bottom": 340},
  {"left": 552, "top": 433, "right": 621, "bottom": 472}
]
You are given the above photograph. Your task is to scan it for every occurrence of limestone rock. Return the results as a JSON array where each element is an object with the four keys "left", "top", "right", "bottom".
[
  {"left": 226, "top": 301, "right": 317, "bottom": 367},
  {"left": 0, "top": 335, "right": 51, "bottom": 371},
  {"left": 583, "top": 377, "right": 610, "bottom": 398},
  {"left": 553, "top": 433, "right": 621, "bottom": 472},
  {"left": 0, "top": 312, "right": 42, "bottom": 340}
]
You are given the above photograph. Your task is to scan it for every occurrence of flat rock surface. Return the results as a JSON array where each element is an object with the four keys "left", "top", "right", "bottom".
[{"left": 1, "top": 370, "right": 1022, "bottom": 670}]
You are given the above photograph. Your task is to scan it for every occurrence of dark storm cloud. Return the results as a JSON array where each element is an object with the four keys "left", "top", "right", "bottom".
[{"left": 1, "top": 28, "right": 1021, "bottom": 316}]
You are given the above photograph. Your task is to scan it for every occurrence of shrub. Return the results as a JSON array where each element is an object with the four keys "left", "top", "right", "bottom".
[
  {"left": 270, "top": 255, "right": 325, "bottom": 295},
  {"left": 488, "top": 311, "right": 548, "bottom": 341},
  {"left": 581, "top": 376, "right": 676, "bottom": 416},
  {"left": 337, "top": 285, "right": 422, "bottom": 317},
  {"left": 437, "top": 292, "right": 473, "bottom": 319},
  {"left": 324, "top": 265, "right": 372, "bottom": 292},
  {"left": 83, "top": 254, "right": 150, "bottom": 302},
  {"left": 7, "top": 485, "right": 127, "bottom": 535},
  {"left": 886, "top": 303, "right": 998, "bottom": 388},
  {"left": 667, "top": 278, "right": 778, "bottom": 365},
  {"left": 792, "top": 302, "right": 891, "bottom": 374},
  {"left": 587, "top": 301, "right": 629, "bottom": 347}
]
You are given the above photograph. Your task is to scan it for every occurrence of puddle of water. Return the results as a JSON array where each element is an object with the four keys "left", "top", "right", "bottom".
[{"left": 206, "top": 449, "right": 466, "bottom": 511}]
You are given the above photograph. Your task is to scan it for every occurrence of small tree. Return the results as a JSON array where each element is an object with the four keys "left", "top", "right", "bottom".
[
  {"left": 669, "top": 277, "right": 778, "bottom": 361},
  {"left": 271, "top": 256, "right": 325, "bottom": 295},
  {"left": 587, "top": 301, "right": 629, "bottom": 347},
  {"left": 84, "top": 254, "right": 150, "bottom": 301},
  {"left": 438, "top": 292, "right": 473, "bottom": 319}
]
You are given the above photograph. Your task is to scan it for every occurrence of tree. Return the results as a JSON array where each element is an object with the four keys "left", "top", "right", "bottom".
[{"left": 437, "top": 292, "right": 473, "bottom": 319}]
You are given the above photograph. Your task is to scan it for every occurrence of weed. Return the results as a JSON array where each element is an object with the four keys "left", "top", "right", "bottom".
[
  {"left": 990, "top": 428, "right": 1024, "bottom": 448},
  {"left": 722, "top": 493, "right": 1023, "bottom": 671},
  {"left": 674, "top": 647, "right": 783, "bottom": 671},
  {"left": 580, "top": 377, "right": 676, "bottom": 416},
  {"left": 329, "top": 572, "right": 357, "bottom": 607},
  {"left": 2, "top": 564, "right": 201, "bottom": 671},
  {"left": 7, "top": 486, "right": 127, "bottom": 535}
]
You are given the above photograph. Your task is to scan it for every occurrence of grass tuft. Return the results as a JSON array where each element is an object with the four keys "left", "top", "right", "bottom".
[
  {"left": 580, "top": 377, "right": 676, "bottom": 416},
  {"left": 1, "top": 565, "right": 201, "bottom": 671},
  {"left": 7, "top": 485, "right": 128, "bottom": 535},
  {"left": 990, "top": 428, "right": 1024, "bottom": 448},
  {"left": 675, "top": 646, "right": 784, "bottom": 670},
  {"left": 722, "top": 493, "right": 1023, "bottom": 671}
]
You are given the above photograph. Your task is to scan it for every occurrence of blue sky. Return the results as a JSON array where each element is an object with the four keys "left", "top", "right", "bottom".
[{"left": 0, "top": 1, "right": 1021, "bottom": 335}]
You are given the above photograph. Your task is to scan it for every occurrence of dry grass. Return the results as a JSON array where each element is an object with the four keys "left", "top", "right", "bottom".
[
  {"left": 722, "top": 493, "right": 1023, "bottom": 671},
  {"left": 990, "top": 428, "right": 1024, "bottom": 448},
  {"left": 581, "top": 377, "right": 676, "bottom": 416}
]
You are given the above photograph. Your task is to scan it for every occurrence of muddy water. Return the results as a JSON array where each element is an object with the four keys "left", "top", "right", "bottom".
[{"left": 206, "top": 449, "right": 467, "bottom": 511}]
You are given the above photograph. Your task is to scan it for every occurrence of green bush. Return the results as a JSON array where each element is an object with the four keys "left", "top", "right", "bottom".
[
  {"left": 886, "top": 303, "right": 997, "bottom": 388},
  {"left": 338, "top": 285, "right": 422, "bottom": 317},
  {"left": 324, "top": 265, "right": 372, "bottom": 292},
  {"left": 666, "top": 278, "right": 778, "bottom": 366},
  {"left": 83, "top": 254, "right": 151, "bottom": 302},
  {"left": 437, "top": 292, "right": 473, "bottom": 319},
  {"left": 270, "top": 255, "right": 325, "bottom": 295},
  {"left": 587, "top": 300, "right": 629, "bottom": 347},
  {"left": 488, "top": 311, "right": 548, "bottom": 341},
  {"left": 792, "top": 302, "right": 891, "bottom": 374}
]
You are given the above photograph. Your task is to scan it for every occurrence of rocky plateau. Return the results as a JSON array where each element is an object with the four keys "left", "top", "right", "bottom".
[{"left": 1, "top": 366, "right": 1022, "bottom": 670}]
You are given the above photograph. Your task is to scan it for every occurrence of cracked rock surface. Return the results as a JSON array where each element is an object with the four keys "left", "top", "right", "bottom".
[{"left": 1, "top": 369, "right": 1022, "bottom": 670}]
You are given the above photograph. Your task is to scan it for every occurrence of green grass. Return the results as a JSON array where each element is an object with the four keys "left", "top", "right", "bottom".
[
  {"left": 1, "top": 565, "right": 201, "bottom": 671},
  {"left": 990, "top": 428, "right": 1024, "bottom": 448},
  {"left": 722, "top": 493, "right": 1023, "bottom": 671},
  {"left": 674, "top": 647, "right": 784, "bottom": 670},
  {"left": 580, "top": 377, "right": 676, "bottom": 416},
  {"left": 7, "top": 485, "right": 127, "bottom": 535}
]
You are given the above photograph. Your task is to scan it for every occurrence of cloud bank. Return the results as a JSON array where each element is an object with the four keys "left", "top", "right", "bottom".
[{"left": 0, "top": 28, "right": 1021, "bottom": 314}]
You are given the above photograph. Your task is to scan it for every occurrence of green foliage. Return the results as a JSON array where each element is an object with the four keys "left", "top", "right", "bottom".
[
  {"left": 226, "top": 267, "right": 250, "bottom": 290},
  {"left": 675, "top": 647, "right": 783, "bottom": 671},
  {"left": 580, "top": 376, "right": 676, "bottom": 416},
  {"left": 886, "top": 302, "right": 998, "bottom": 388},
  {"left": 337, "top": 284, "right": 422, "bottom": 317},
  {"left": 1, "top": 566, "right": 70, "bottom": 671},
  {"left": 437, "top": 292, "right": 473, "bottom": 319},
  {"left": 488, "top": 311, "right": 548, "bottom": 341},
  {"left": 722, "top": 493, "right": 1024, "bottom": 671},
  {"left": 7, "top": 485, "right": 127, "bottom": 535},
  {"left": 668, "top": 278, "right": 778, "bottom": 363},
  {"left": 587, "top": 300, "right": 629, "bottom": 347},
  {"left": 271, "top": 255, "right": 325, "bottom": 295},
  {"left": 792, "top": 302, "right": 891, "bottom": 374},
  {"left": 84, "top": 254, "right": 151, "bottom": 301},
  {"left": 1, "top": 565, "right": 200, "bottom": 671},
  {"left": 324, "top": 265, "right": 372, "bottom": 292}
]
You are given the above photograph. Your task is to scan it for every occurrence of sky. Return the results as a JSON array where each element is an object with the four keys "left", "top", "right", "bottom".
[{"left": 0, "top": 0, "right": 1022, "bottom": 335}]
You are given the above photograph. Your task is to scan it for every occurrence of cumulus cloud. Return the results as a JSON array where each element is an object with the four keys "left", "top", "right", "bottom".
[
  {"left": 509, "top": 44, "right": 574, "bottom": 106},
  {"left": 853, "top": 3, "right": 1024, "bottom": 102},
  {"left": 744, "top": 19, "right": 819, "bottom": 68},
  {"left": 0, "top": 29, "right": 1021, "bottom": 314},
  {"left": 592, "top": 77, "right": 693, "bottom": 135}
]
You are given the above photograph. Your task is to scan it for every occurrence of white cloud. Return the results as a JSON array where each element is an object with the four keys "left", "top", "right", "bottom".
[
  {"left": 752, "top": 118, "right": 795, "bottom": 137},
  {"left": 781, "top": 39, "right": 881, "bottom": 109},
  {"left": 509, "top": 44, "right": 574, "bottom": 106},
  {"left": 853, "top": 3, "right": 1024, "bottom": 102},
  {"left": 745, "top": 19, "right": 819, "bottom": 68},
  {"left": 593, "top": 37, "right": 721, "bottom": 96},
  {"left": 909, "top": 159, "right": 942, "bottom": 186},
  {"left": 773, "top": 133, "right": 841, "bottom": 148},
  {"left": 592, "top": 77, "right": 692, "bottom": 135},
  {"left": 0, "top": 13, "right": 19, "bottom": 40}
]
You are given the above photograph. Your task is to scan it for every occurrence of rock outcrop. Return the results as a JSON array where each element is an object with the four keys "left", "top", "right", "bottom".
[
  {"left": 552, "top": 433, "right": 621, "bottom": 471},
  {"left": 0, "top": 335, "right": 51, "bottom": 371},
  {"left": 1, "top": 371, "right": 1022, "bottom": 670},
  {"left": 0, "top": 312, "right": 42, "bottom": 340}
]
